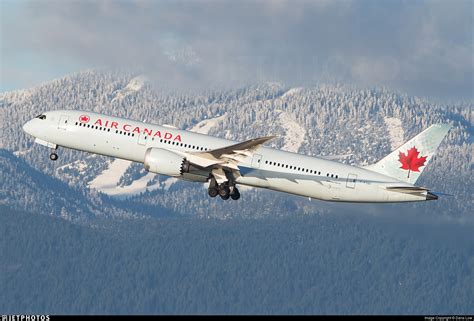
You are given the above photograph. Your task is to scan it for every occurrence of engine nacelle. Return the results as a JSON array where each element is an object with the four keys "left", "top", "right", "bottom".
[{"left": 144, "top": 148, "right": 190, "bottom": 177}]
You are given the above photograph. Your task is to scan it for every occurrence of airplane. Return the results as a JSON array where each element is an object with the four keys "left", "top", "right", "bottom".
[{"left": 22, "top": 110, "right": 452, "bottom": 202}]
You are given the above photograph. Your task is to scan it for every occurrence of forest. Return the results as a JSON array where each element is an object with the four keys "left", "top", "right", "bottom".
[{"left": 1, "top": 205, "right": 473, "bottom": 314}]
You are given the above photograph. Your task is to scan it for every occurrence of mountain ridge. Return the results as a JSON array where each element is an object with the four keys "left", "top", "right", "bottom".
[{"left": 0, "top": 70, "right": 471, "bottom": 222}]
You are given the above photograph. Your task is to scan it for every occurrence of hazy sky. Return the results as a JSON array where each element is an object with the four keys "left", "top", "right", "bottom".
[{"left": 1, "top": 0, "right": 473, "bottom": 99}]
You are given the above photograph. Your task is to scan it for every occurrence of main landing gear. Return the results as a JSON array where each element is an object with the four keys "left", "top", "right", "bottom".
[{"left": 207, "top": 176, "right": 240, "bottom": 201}]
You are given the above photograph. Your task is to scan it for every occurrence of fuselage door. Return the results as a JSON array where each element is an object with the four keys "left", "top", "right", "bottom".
[
  {"left": 346, "top": 173, "right": 357, "bottom": 189},
  {"left": 138, "top": 133, "right": 148, "bottom": 146},
  {"left": 251, "top": 154, "right": 263, "bottom": 168},
  {"left": 58, "top": 115, "right": 69, "bottom": 130}
]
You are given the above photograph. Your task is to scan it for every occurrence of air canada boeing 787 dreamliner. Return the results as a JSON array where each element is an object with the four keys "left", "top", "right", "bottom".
[{"left": 23, "top": 110, "right": 451, "bottom": 202}]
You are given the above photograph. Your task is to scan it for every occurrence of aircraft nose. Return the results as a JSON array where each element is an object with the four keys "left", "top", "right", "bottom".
[{"left": 23, "top": 120, "right": 33, "bottom": 136}]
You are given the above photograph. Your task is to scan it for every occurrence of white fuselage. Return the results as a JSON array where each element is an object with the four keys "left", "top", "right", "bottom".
[{"left": 23, "top": 110, "right": 429, "bottom": 203}]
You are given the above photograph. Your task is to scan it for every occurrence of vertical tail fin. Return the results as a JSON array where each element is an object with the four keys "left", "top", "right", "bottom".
[{"left": 366, "top": 124, "right": 452, "bottom": 184}]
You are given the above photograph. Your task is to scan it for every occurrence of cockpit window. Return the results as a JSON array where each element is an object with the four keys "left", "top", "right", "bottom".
[{"left": 35, "top": 114, "right": 46, "bottom": 120}]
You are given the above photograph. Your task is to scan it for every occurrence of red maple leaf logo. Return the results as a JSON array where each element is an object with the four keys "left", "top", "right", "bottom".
[
  {"left": 79, "top": 115, "right": 90, "bottom": 123},
  {"left": 398, "top": 146, "right": 427, "bottom": 178}
]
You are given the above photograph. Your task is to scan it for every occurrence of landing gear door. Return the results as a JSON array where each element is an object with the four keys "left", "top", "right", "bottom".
[
  {"left": 251, "top": 154, "right": 262, "bottom": 168},
  {"left": 58, "top": 115, "right": 69, "bottom": 130},
  {"left": 346, "top": 173, "right": 357, "bottom": 189}
]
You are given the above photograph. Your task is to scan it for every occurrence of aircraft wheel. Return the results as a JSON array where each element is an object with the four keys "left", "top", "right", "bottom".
[
  {"left": 220, "top": 193, "right": 230, "bottom": 200},
  {"left": 231, "top": 189, "right": 240, "bottom": 200},
  {"left": 218, "top": 184, "right": 229, "bottom": 196},
  {"left": 218, "top": 184, "right": 230, "bottom": 199},
  {"left": 49, "top": 153, "right": 58, "bottom": 161},
  {"left": 208, "top": 188, "right": 218, "bottom": 198}
]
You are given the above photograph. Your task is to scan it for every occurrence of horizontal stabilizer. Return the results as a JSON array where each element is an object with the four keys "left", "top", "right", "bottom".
[
  {"left": 386, "top": 186, "right": 429, "bottom": 194},
  {"left": 386, "top": 186, "right": 439, "bottom": 200}
]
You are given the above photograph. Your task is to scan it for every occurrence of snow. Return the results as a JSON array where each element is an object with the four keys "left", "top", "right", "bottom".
[
  {"left": 384, "top": 117, "right": 405, "bottom": 150},
  {"left": 189, "top": 113, "right": 227, "bottom": 134},
  {"left": 161, "top": 177, "right": 178, "bottom": 190},
  {"left": 88, "top": 158, "right": 131, "bottom": 191},
  {"left": 278, "top": 111, "right": 306, "bottom": 153},
  {"left": 13, "top": 148, "right": 31, "bottom": 157},
  {"left": 111, "top": 75, "right": 146, "bottom": 102},
  {"left": 281, "top": 87, "right": 303, "bottom": 99},
  {"left": 88, "top": 158, "right": 177, "bottom": 199},
  {"left": 125, "top": 76, "right": 147, "bottom": 91},
  {"left": 101, "top": 172, "right": 161, "bottom": 199},
  {"left": 55, "top": 159, "right": 89, "bottom": 173}
]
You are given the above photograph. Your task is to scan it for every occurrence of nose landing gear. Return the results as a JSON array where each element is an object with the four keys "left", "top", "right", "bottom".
[
  {"left": 49, "top": 147, "right": 59, "bottom": 161},
  {"left": 49, "top": 152, "right": 58, "bottom": 161}
]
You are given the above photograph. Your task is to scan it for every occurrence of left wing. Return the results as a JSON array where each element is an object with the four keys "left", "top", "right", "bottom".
[{"left": 183, "top": 136, "right": 276, "bottom": 170}]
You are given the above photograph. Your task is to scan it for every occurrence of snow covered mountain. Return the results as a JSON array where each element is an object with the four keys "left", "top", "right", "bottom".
[{"left": 0, "top": 71, "right": 472, "bottom": 222}]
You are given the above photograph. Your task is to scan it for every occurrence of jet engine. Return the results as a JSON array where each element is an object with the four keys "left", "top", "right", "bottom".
[{"left": 144, "top": 148, "right": 190, "bottom": 177}]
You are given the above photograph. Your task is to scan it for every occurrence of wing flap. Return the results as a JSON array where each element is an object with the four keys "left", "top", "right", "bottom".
[
  {"left": 204, "top": 136, "right": 276, "bottom": 159},
  {"left": 184, "top": 135, "right": 276, "bottom": 170}
]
